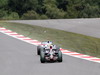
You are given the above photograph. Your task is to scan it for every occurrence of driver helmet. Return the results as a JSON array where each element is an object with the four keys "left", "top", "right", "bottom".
[{"left": 46, "top": 41, "right": 52, "bottom": 46}]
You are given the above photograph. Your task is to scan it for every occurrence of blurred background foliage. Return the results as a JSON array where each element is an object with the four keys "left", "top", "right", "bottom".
[{"left": 0, "top": 0, "right": 100, "bottom": 20}]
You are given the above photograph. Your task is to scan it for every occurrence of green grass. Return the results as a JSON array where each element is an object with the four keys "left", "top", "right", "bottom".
[{"left": 0, "top": 21, "right": 100, "bottom": 57}]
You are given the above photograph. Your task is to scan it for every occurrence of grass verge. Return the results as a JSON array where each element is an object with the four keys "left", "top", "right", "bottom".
[{"left": 0, "top": 22, "right": 100, "bottom": 57}]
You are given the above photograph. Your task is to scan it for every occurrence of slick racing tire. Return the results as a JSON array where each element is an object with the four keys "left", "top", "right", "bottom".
[
  {"left": 40, "top": 50, "right": 45, "bottom": 63},
  {"left": 37, "top": 46, "right": 41, "bottom": 55},
  {"left": 58, "top": 51, "right": 62, "bottom": 62}
]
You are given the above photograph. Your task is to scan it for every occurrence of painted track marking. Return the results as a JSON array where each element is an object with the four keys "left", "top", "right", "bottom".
[{"left": 0, "top": 27, "right": 100, "bottom": 63}]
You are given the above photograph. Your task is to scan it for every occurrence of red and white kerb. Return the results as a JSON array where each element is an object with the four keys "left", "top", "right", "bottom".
[{"left": 0, "top": 27, "right": 100, "bottom": 63}]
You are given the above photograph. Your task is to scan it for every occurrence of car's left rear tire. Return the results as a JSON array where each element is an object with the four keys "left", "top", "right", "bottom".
[
  {"left": 37, "top": 46, "right": 41, "bottom": 55},
  {"left": 40, "top": 49, "right": 45, "bottom": 63}
]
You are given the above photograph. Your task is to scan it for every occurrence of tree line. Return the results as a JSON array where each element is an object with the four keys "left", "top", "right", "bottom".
[{"left": 0, "top": 0, "right": 100, "bottom": 20}]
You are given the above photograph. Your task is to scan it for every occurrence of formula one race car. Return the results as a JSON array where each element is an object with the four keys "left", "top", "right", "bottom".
[
  {"left": 37, "top": 41, "right": 53, "bottom": 55},
  {"left": 38, "top": 41, "right": 62, "bottom": 63}
]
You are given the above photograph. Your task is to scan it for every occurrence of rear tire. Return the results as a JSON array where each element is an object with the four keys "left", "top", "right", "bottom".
[
  {"left": 40, "top": 49, "right": 45, "bottom": 63},
  {"left": 37, "top": 46, "right": 41, "bottom": 55},
  {"left": 58, "top": 51, "right": 62, "bottom": 62}
]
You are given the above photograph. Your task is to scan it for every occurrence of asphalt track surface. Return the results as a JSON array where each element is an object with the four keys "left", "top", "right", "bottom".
[
  {"left": 0, "top": 31, "right": 100, "bottom": 75},
  {"left": 9, "top": 18, "right": 100, "bottom": 38}
]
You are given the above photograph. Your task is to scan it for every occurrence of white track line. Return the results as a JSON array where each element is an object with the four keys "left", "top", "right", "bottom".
[{"left": 0, "top": 27, "right": 100, "bottom": 63}]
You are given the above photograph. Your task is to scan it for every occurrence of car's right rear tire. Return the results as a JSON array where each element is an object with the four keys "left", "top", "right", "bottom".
[{"left": 58, "top": 51, "right": 62, "bottom": 62}]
